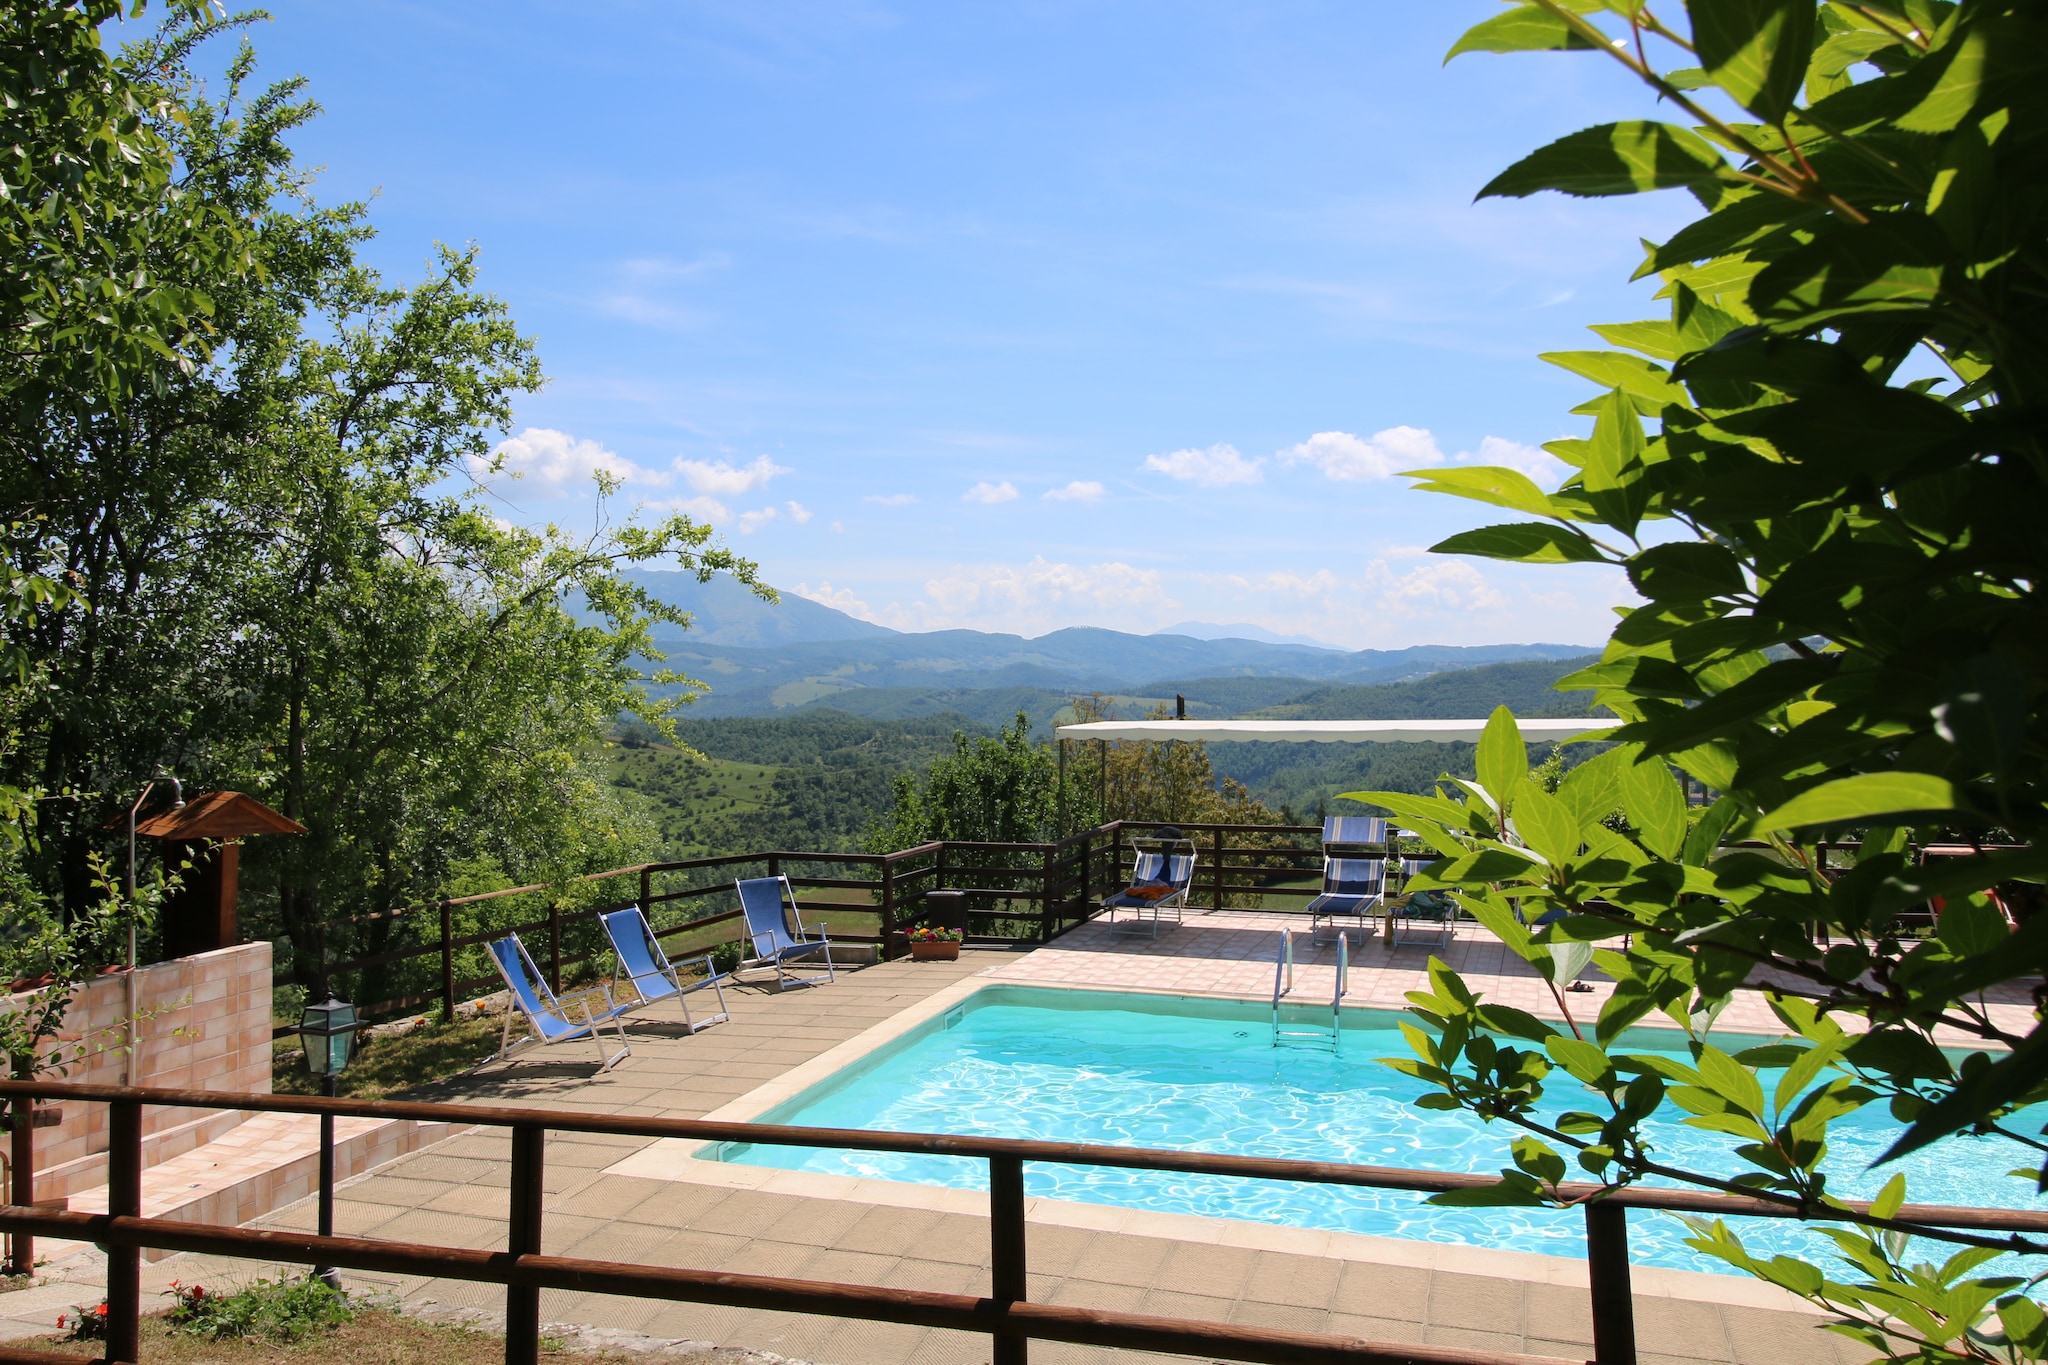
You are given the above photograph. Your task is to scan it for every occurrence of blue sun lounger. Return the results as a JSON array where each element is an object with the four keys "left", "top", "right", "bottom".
[
  {"left": 600, "top": 906, "right": 730, "bottom": 1033},
  {"left": 1306, "top": 856, "right": 1384, "bottom": 944},
  {"left": 736, "top": 876, "right": 837, "bottom": 989},
  {"left": 486, "top": 933, "right": 631, "bottom": 1071},
  {"left": 1391, "top": 856, "right": 1460, "bottom": 949},
  {"left": 1103, "top": 835, "right": 1197, "bottom": 938}
]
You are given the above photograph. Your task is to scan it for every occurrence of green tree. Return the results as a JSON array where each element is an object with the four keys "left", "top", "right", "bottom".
[
  {"left": 0, "top": 15, "right": 763, "bottom": 997},
  {"left": 1359, "top": 3, "right": 2048, "bottom": 1358},
  {"left": 865, "top": 713, "right": 1058, "bottom": 850}
]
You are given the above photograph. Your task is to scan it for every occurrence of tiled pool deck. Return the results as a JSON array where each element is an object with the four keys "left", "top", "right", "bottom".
[{"left": 8, "top": 912, "right": 1965, "bottom": 1364}]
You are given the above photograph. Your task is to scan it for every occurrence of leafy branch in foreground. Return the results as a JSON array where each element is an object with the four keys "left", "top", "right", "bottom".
[{"left": 1359, "top": 1, "right": 2048, "bottom": 1359}]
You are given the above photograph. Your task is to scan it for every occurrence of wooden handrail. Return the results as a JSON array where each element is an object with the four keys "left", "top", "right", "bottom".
[{"left": 7, "top": 1078, "right": 2046, "bottom": 1365}]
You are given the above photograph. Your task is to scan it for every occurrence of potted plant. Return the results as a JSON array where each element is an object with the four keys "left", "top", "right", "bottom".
[{"left": 906, "top": 926, "right": 963, "bottom": 961}]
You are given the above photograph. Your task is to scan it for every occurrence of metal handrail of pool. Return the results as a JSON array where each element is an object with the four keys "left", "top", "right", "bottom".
[{"left": 3, "top": 1082, "right": 2046, "bottom": 1365}]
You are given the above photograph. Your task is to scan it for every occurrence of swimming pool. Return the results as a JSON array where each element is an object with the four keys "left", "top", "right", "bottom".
[{"left": 715, "top": 985, "right": 2034, "bottom": 1276}]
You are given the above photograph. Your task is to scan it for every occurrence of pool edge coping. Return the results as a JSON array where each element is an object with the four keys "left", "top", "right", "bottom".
[{"left": 603, "top": 972, "right": 1823, "bottom": 1318}]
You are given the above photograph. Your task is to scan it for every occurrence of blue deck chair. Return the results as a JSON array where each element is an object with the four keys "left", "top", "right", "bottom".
[
  {"left": 486, "top": 933, "right": 631, "bottom": 1071},
  {"left": 600, "top": 906, "right": 730, "bottom": 1033},
  {"left": 1390, "top": 857, "right": 1460, "bottom": 949},
  {"left": 1322, "top": 815, "right": 1387, "bottom": 848},
  {"left": 735, "top": 876, "right": 837, "bottom": 989},
  {"left": 1102, "top": 836, "right": 1197, "bottom": 938},
  {"left": 1306, "top": 856, "right": 1384, "bottom": 943}
]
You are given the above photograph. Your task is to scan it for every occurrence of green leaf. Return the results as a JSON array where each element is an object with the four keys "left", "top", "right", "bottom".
[
  {"left": 1446, "top": 5, "right": 1604, "bottom": 60},
  {"left": 1626, "top": 542, "right": 1746, "bottom": 602},
  {"left": 1476, "top": 707, "right": 1528, "bottom": 815},
  {"left": 1759, "top": 773, "right": 1959, "bottom": 833},
  {"left": 1896, "top": 26, "right": 1986, "bottom": 133},
  {"left": 1428, "top": 522, "right": 1607, "bottom": 564},
  {"left": 1688, "top": 0, "right": 1817, "bottom": 123},
  {"left": 1886, "top": 1026, "right": 2048, "bottom": 1163},
  {"left": 1623, "top": 759, "right": 1687, "bottom": 859},
  {"left": 1587, "top": 318, "right": 1678, "bottom": 361},
  {"left": 1406, "top": 465, "right": 1560, "bottom": 518},
  {"left": 1583, "top": 389, "right": 1650, "bottom": 537},
  {"left": 1747, "top": 217, "right": 1948, "bottom": 327},
  {"left": 1477, "top": 121, "right": 1731, "bottom": 201},
  {"left": 1555, "top": 743, "right": 1631, "bottom": 831},
  {"left": 1512, "top": 780, "right": 1581, "bottom": 866},
  {"left": 1698, "top": 1043, "right": 1765, "bottom": 1115},
  {"left": 1540, "top": 350, "right": 1692, "bottom": 407},
  {"left": 1547, "top": 1035, "right": 1617, "bottom": 1087}
]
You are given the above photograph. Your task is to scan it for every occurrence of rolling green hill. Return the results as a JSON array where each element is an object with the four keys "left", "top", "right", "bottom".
[
  {"left": 1246, "top": 655, "right": 1601, "bottom": 721},
  {"left": 609, "top": 713, "right": 988, "bottom": 858}
]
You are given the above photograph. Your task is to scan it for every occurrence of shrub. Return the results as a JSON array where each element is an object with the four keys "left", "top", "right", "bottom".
[{"left": 163, "top": 1275, "right": 353, "bottom": 1342}]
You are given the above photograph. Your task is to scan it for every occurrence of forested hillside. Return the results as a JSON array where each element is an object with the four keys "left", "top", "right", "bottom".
[
  {"left": 606, "top": 651, "right": 1605, "bottom": 855},
  {"left": 609, "top": 714, "right": 987, "bottom": 857},
  {"left": 1247, "top": 655, "right": 1600, "bottom": 721}
]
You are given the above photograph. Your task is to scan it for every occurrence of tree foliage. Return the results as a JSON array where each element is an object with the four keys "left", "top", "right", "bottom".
[
  {"left": 1359, "top": 2, "right": 2048, "bottom": 1357},
  {"left": 0, "top": 9, "right": 760, "bottom": 994}
]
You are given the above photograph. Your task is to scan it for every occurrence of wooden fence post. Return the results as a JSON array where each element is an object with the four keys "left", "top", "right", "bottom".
[
  {"left": 546, "top": 902, "right": 562, "bottom": 994},
  {"left": 989, "top": 1154, "right": 1028, "bottom": 1365},
  {"left": 506, "top": 1124, "right": 545, "bottom": 1365},
  {"left": 1212, "top": 827, "right": 1226, "bottom": 911},
  {"left": 1040, "top": 844, "right": 1055, "bottom": 943},
  {"left": 1585, "top": 1199, "right": 1638, "bottom": 1365},
  {"left": 6, "top": 1072, "right": 30, "bottom": 1276},
  {"left": 439, "top": 901, "right": 455, "bottom": 1024},
  {"left": 639, "top": 867, "right": 653, "bottom": 918},
  {"left": 880, "top": 858, "right": 897, "bottom": 958},
  {"left": 106, "top": 1097, "right": 142, "bottom": 1364}
]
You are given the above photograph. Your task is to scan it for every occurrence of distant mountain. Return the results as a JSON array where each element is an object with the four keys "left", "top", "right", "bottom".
[
  {"left": 631, "top": 570, "right": 898, "bottom": 646},
  {"left": 1153, "top": 621, "right": 1343, "bottom": 650},
  {"left": 624, "top": 571, "right": 1598, "bottom": 718}
]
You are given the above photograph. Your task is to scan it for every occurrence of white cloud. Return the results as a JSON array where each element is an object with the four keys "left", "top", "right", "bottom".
[
  {"left": 862, "top": 557, "right": 1177, "bottom": 634},
  {"left": 829, "top": 520, "right": 846, "bottom": 533},
  {"left": 794, "top": 581, "right": 880, "bottom": 622},
  {"left": 673, "top": 454, "right": 791, "bottom": 497},
  {"left": 1374, "top": 559, "right": 1508, "bottom": 617},
  {"left": 662, "top": 495, "right": 730, "bottom": 523},
  {"left": 1464, "top": 435, "right": 1570, "bottom": 488},
  {"left": 964, "top": 480, "right": 1019, "bottom": 504},
  {"left": 785, "top": 500, "right": 813, "bottom": 524},
  {"left": 1043, "top": 480, "right": 1104, "bottom": 502},
  {"left": 1143, "top": 443, "right": 1264, "bottom": 487},
  {"left": 1279, "top": 427, "right": 1444, "bottom": 482},
  {"left": 476, "top": 428, "right": 659, "bottom": 487},
  {"left": 597, "top": 253, "right": 728, "bottom": 332},
  {"left": 737, "top": 506, "right": 778, "bottom": 534},
  {"left": 865, "top": 492, "right": 917, "bottom": 506}
]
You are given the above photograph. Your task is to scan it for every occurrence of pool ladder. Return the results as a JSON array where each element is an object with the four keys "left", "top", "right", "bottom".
[{"left": 1271, "top": 929, "right": 1346, "bottom": 1050}]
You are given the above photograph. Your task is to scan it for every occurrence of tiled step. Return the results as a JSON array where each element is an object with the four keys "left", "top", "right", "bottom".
[{"left": 32, "top": 1110, "right": 469, "bottom": 1265}]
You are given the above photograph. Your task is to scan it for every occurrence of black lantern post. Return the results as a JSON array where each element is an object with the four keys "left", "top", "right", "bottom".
[{"left": 296, "top": 997, "right": 360, "bottom": 1291}]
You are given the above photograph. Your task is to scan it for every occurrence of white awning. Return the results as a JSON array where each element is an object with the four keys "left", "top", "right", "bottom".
[{"left": 1052, "top": 718, "right": 1607, "bottom": 744}]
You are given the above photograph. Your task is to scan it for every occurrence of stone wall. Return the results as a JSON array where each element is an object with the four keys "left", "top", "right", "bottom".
[{"left": 7, "top": 942, "right": 272, "bottom": 1196}]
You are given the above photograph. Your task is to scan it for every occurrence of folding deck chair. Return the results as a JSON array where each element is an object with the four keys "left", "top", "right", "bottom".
[
  {"left": 1102, "top": 833, "right": 1197, "bottom": 938},
  {"left": 735, "top": 876, "right": 837, "bottom": 989},
  {"left": 600, "top": 906, "right": 731, "bottom": 1033},
  {"left": 1390, "top": 856, "right": 1460, "bottom": 949},
  {"left": 1306, "top": 855, "right": 1384, "bottom": 944},
  {"left": 486, "top": 933, "right": 631, "bottom": 1071}
]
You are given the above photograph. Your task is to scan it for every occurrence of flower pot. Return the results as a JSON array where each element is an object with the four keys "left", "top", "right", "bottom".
[{"left": 909, "top": 941, "right": 961, "bottom": 961}]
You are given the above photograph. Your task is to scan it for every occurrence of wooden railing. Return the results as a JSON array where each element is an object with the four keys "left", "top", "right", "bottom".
[
  {"left": 8, "top": 1080, "right": 2044, "bottom": 1365},
  {"left": 280, "top": 820, "right": 1341, "bottom": 1027}
]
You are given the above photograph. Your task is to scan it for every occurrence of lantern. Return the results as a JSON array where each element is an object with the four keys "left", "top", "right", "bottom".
[{"left": 296, "top": 997, "right": 360, "bottom": 1079}]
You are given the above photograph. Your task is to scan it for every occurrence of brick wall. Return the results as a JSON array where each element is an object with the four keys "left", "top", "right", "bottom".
[{"left": 7, "top": 942, "right": 272, "bottom": 1194}]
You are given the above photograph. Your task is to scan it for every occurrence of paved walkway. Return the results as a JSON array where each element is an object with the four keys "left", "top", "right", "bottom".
[{"left": 5, "top": 924, "right": 1891, "bottom": 1364}]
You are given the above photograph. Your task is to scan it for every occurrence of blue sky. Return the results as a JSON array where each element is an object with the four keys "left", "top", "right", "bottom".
[{"left": 213, "top": 1, "right": 1697, "bottom": 650}]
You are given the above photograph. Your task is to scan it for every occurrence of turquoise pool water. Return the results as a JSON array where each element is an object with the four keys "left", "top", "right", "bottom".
[{"left": 717, "top": 986, "right": 2034, "bottom": 1275}]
